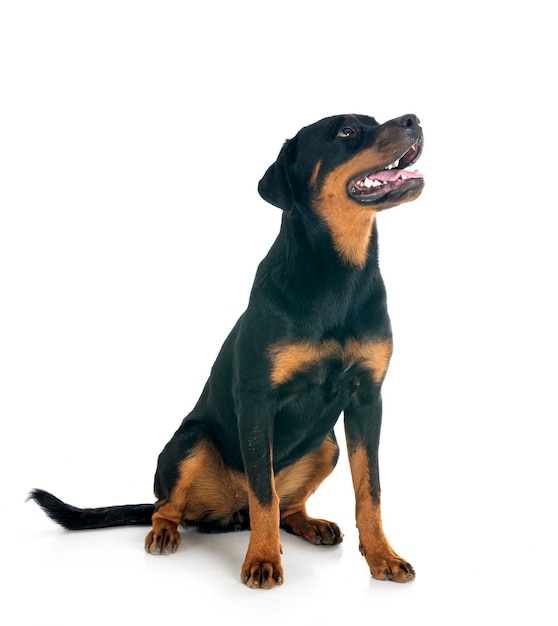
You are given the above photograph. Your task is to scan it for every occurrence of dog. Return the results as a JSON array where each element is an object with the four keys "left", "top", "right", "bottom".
[{"left": 30, "top": 112, "right": 424, "bottom": 589}]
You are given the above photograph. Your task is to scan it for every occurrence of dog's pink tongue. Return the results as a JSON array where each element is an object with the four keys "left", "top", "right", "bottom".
[{"left": 372, "top": 169, "right": 423, "bottom": 182}]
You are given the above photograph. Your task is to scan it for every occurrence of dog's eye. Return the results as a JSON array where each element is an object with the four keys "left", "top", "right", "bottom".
[{"left": 338, "top": 127, "right": 356, "bottom": 138}]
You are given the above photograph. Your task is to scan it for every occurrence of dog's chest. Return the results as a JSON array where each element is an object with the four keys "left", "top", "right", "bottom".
[{"left": 268, "top": 337, "right": 392, "bottom": 398}]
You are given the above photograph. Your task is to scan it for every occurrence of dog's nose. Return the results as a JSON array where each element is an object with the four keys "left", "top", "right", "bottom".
[{"left": 394, "top": 114, "right": 421, "bottom": 130}]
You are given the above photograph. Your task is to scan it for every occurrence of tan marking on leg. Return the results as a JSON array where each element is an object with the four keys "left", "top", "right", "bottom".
[
  {"left": 176, "top": 440, "right": 248, "bottom": 522},
  {"left": 242, "top": 486, "right": 283, "bottom": 589},
  {"left": 348, "top": 446, "right": 415, "bottom": 582},
  {"left": 145, "top": 499, "right": 182, "bottom": 555},
  {"left": 278, "top": 435, "right": 343, "bottom": 545},
  {"left": 145, "top": 440, "right": 248, "bottom": 553},
  {"left": 145, "top": 443, "right": 216, "bottom": 555},
  {"left": 345, "top": 338, "right": 393, "bottom": 383},
  {"left": 276, "top": 434, "right": 338, "bottom": 507}
]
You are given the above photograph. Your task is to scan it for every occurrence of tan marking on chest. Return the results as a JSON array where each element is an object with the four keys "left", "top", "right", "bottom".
[
  {"left": 268, "top": 339, "right": 341, "bottom": 386},
  {"left": 344, "top": 337, "right": 393, "bottom": 383},
  {"left": 268, "top": 337, "right": 393, "bottom": 386}
]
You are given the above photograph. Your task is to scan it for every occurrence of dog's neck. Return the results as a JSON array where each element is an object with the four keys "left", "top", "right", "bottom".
[
  {"left": 283, "top": 208, "right": 379, "bottom": 272},
  {"left": 259, "top": 211, "right": 381, "bottom": 293},
  {"left": 319, "top": 207, "right": 377, "bottom": 269},
  {"left": 312, "top": 180, "right": 378, "bottom": 269},
  {"left": 253, "top": 213, "right": 384, "bottom": 336}
]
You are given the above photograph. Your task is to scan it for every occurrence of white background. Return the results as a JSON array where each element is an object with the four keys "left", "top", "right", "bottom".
[{"left": 1, "top": 1, "right": 557, "bottom": 624}]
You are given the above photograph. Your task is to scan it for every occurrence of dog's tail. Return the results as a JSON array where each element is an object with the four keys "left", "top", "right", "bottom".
[{"left": 28, "top": 489, "right": 154, "bottom": 530}]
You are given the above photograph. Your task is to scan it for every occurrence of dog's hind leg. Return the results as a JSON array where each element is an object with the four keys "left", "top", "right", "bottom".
[
  {"left": 144, "top": 440, "right": 209, "bottom": 555},
  {"left": 145, "top": 427, "right": 246, "bottom": 555},
  {"left": 277, "top": 432, "right": 343, "bottom": 545},
  {"left": 145, "top": 500, "right": 183, "bottom": 555}
]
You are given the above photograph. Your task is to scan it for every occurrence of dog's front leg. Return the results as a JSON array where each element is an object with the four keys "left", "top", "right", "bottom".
[
  {"left": 344, "top": 393, "right": 415, "bottom": 582},
  {"left": 238, "top": 420, "right": 283, "bottom": 589}
]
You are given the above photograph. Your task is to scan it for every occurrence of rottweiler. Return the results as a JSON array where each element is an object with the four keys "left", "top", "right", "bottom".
[{"left": 30, "top": 112, "right": 424, "bottom": 589}]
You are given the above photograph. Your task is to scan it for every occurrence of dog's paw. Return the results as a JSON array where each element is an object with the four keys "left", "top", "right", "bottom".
[
  {"left": 144, "top": 525, "right": 181, "bottom": 555},
  {"left": 360, "top": 544, "right": 415, "bottom": 582},
  {"left": 281, "top": 512, "right": 343, "bottom": 545},
  {"left": 241, "top": 556, "right": 284, "bottom": 589}
]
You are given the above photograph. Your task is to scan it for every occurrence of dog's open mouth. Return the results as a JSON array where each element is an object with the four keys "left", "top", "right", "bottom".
[{"left": 348, "top": 141, "right": 424, "bottom": 203}]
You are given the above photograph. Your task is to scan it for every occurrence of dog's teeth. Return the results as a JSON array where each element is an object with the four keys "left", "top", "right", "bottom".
[
  {"left": 357, "top": 176, "right": 390, "bottom": 190},
  {"left": 401, "top": 175, "right": 408, "bottom": 180}
]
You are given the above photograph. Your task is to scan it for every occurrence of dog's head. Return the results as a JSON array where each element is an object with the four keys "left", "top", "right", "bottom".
[
  {"left": 259, "top": 113, "right": 424, "bottom": 212},
  {"left": 258, "top": 113, "right": 424, "bottom": 266}
]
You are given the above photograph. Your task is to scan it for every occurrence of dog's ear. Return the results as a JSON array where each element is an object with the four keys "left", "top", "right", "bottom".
[{"left": 258, "top": 137, "right": 298, "bottom": 211}]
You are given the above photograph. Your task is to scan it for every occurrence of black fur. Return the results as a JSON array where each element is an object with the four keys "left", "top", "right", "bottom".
[{"left": 29, "top": 488, "right": 153, "bottom": 530}]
